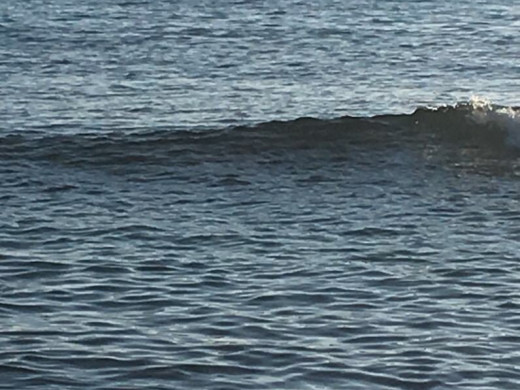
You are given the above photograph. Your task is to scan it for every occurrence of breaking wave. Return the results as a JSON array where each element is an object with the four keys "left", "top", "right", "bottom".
[{"left": 2, "top": 99, "right": 520, "bottom": 167}]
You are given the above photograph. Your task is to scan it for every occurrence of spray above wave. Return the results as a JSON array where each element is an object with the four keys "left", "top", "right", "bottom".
[
  {"left": 1, "top": 99, "right": 520, "bottom": 167},
  {"left": 461, "top": 97, "right": 520, "bottom": 148}
]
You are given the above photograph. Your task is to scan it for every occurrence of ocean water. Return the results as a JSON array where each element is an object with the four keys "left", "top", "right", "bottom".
[{"left": 2, "top": 1, "right": 520, "bottom": 389}]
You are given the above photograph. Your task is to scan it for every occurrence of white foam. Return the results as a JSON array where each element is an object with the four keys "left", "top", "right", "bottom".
[{"left": 467, "top": 96, "right": 520, "bottom": 148}]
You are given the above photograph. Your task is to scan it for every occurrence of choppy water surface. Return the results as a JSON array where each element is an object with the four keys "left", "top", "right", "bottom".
[
  {"left": 2, "top": 0, "right": 520, "bottom": 389},
  {"left": 2, "top": 0, "right": 519, "bottom": 129}
]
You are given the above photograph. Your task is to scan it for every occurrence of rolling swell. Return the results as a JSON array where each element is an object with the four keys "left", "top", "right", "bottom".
[
  {"left": 2, "top": 102, "right": 519, "bottom": 169},
  {"left": 3, "top": 102, "right": 520, "bottom": 390}
]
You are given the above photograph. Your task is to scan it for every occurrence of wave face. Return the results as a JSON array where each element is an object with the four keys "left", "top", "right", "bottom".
[
  {"left": 2, "top": 100, "right": 520, "bottom": 175},
  {"left": 0, "top": 99, "right": 520, "bottom": 165},
  {"left": 3, "top": 100, "right": 520, "bottom": 390}
]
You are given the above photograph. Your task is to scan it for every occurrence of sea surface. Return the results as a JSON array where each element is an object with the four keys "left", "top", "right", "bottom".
[{"left": 2, "top": 1, "right": 520, "bottom": 389}]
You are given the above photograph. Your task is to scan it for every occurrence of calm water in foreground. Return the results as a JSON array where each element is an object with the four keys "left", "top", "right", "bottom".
[{"left": 2, "top": 1, "right": 520, "bottom": 389}]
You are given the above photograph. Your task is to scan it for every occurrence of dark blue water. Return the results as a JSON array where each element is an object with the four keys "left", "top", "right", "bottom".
[{"left": 2, "top": 1, "right": 520, "bottom": 389}]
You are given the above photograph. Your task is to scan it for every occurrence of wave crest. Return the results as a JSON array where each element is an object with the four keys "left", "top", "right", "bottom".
[
  {"left": 2, "top": 100, "right": 520, "bottom": 168},
  {"left": 465, "top": 96, "right": 520, "bottom": 147}
]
